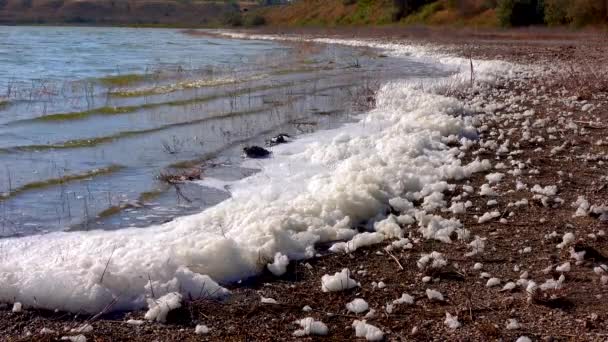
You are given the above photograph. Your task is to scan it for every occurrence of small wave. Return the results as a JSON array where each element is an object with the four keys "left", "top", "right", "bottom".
[
  {"left": 0, "top": 164, "right": 124, "bottom": 201},
  {"left": 14, "top": 77, "right": 318, "bottom": 124}
]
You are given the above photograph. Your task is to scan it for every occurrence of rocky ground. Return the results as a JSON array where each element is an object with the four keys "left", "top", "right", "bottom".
[{"left": 1, "top": 28, "right": 607, "bottom": 341}]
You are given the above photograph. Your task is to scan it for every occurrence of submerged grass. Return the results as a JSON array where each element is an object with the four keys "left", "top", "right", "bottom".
[
  {"left": 0, "top": 164, "right": 125, "bottom": 201},
  {"left": 20, "top": 76, "right": 326, "bottom": 124},
  {"left": 109, "top": 65, "right": 331, "bottom": 98},
  {"left": 36, "top": 106, "right": 137, "bottom": 121},
  {"left": 3, "top": 102, "right": 290, "bottom": 153},
  {"left": 1, "top": 80, "right": 355, "bottom": 154},
  {"left": 98, "top": 74, "right": 147, "bottom": 87},
  {"left": 96, "top": 188, "right": 166, "bottom": 219}
]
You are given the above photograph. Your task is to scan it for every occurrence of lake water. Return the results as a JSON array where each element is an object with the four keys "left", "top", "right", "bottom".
[{"left": 0, "top": 26, "right": 449, "bottom": 237}]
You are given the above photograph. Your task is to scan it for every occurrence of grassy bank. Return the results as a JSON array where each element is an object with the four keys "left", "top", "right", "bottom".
[{"left": 255, "top": 0, "right": 608, "bottom": 29}]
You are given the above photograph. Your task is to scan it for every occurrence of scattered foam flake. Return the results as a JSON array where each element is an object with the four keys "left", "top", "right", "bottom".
[
  {"left": 144, "top": 292, "right": 182, "bottom": 323},
  {"left": 540, "top": 275, "right": 565, "bottom": 291},
  {"left": 556, "top": 232, "right": 575, "bottom": 249},
  {"left": 516, "top": 336, "right": 532, "bottom": 342},
  {"left": 11, "top": 302, "right": 22, "bottom": 313},
  {"left": 426, "top": 289, "right": 444, "bottom": 301},
  {"left": 374, "top": 215, "right": 403, "bottom": 238},
  {"left": 321, "top": 269, "right": 359, "bottom": 292},
  {"left": 556, "top": 262, "right": 571, "bottom": 273},
  {"left": 541, "top": 265, "right": 553, "bottom": 274},
  {"left": 352, "top": 320, "right": 384, "bottom": 341},
  {"left": 447, "top": 201, "right": 467, "bottom": 214},
  {"left": 126, "top": 319, "right": 144, "bottom": 326},
  {"left": 392, "top": 293, "right": 415, "bottom": 305},
  {"left": 506, "top": 318, "right": 521, "bottom": 330},
  {"left": 346, "top": 298, "right": 369, "bottom": 314},
  {"left": 261, "top": 296, "right": 278, "bottom": 304},
  {"left": 570, "top": 248, "right": 586, "bottom": 264},
  {"left": 267, "top": 253, "right": 289, "bottom": 276},
  {"left": 293, "top": 317, "right": 328, "bottom": 337},
  {"left": 417, "top": 251, "right": 447, "bottom": 270},
  {"left": 596, "top": 264, "right": 608, "bottom": 273},
  {"left": 465, "top": 236, "right": 486, "bottom": 256},
  {"left": 194, "top": 324, "right": 210, "bottom": 335},
  {"left": 501, "top": 282, "right": 517, "bottom": 291},
  {"left": 531, "top": 184, "right": 558, "bottom": 196},
  {"left": 486, "top": 278, "right": 501, "bottom": 287},
  {"left": 485, "top": 173, "right": 504, "bottom": 184},
  {"left": 61, "top": 335, "right": 86, "bottom": 342},
  {"left": 329, "top": 232, "right": 385, "bottom": 253},
  {"left": 572, "top": 196, "right": 590, "bottom": 217},
  {"left": 479, "top": 184, "right": 498, "bottom": 196},
  {"left": 364, "top": 309, "right": 377, "bottom": 319},
  {"left": 473, "top": 263, "right": 483, "bottom": 270},
  {"left": 391, "top": 238, "right": 413, "bottom": 250},
  {"left": 478, "top": 211, "right": 500, "bottom": 223},
  {"left": 444, "top": 312, "right": 461, "bottom": 329},
  {"left": 70, "top": 324, "right": 93, "bottom": 334}
]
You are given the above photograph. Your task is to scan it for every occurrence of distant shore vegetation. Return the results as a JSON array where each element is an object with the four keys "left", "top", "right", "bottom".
[
  {"left": 0, "top": 0, "right": 605, "bottom": 28},
  {"left": 257, "top": 0, "right": 608, "bottom": 28}
]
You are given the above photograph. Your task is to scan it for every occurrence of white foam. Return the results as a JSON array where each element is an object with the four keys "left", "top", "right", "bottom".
[
  {"left": 144, "top": 292, "right": 182, "bottom": 323},
  {"left": 321, "top": 268, "right": 359, "bottom": 292},
  {"left": 194, "top": 177, "right": 234, "bottom": 192},
  {"left": 293, "top": 317, "right": 328, "bottom": 336},
  {"left": 0, "top": 34, "right": 520, "bottom": 313},
  {"left": 346, "top": 298, "right": 369, "bottom": 313},
  {"left": 352, "top": 320, "right": 384, "bottom": 341},
  {"left": 267, "top": 252, "right": 289, "bottom": 276}
]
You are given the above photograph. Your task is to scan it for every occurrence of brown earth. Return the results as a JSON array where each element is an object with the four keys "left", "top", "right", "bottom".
[{"left": 1, "top": 28, "right": 608, "bottom": 341}]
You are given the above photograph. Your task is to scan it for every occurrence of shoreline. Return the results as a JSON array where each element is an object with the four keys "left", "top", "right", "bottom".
[{"left": 2, "top": 29, "right": 608, "bottom": 341}]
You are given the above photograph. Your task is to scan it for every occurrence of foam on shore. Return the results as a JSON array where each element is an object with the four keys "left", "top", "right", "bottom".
[{"left": 0, "top": 35, "right": 520, "bottom": 313}]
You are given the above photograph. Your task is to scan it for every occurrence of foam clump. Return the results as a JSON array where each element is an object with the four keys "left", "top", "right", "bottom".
[
  {"left": 293, "top": 317, "right": 328, "bottom": 336},
  {"left": 329, "top": 232, "right": 385, "bottom": 254},
  {"left": 267, "top": 252, "right": 289, "bottom": 276},
  {"left": 321, "top": 269, "right": 360, "bottom": 292},
  {"left": 444, "top": 312, "right": 461, "bottom": 329},
  {"left": 346, "top": 298, "right": 369, "bottom": 313},
  {"left": 144, "top": 292, "right": 182, "bottom": 323},
  {"left": 352, "top": 320, "right": 384, "bottom": 341},
  {"left": 194, "top": 324, "right": 210, "bottom": 335}
]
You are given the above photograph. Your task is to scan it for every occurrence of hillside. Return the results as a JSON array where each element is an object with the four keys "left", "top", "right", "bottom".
[
  {"left": 259, "top": 0, "right": 398, "bottom": 26},
  {"left": 258, "top": 0, "right": 608, "bottom": 28},
  {"left": 0, "top": 0, "right": 247, "bottom": 26}
]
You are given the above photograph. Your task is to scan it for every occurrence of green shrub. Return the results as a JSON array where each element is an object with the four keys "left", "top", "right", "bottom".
[
  {"left": 544, "top": 0, "right": 570, "bottom": 25},
  {"left": 392, "top": 0, "right": 435, "bottom": 21},
  {"left": 497, "top": 0, "right": 544, "bottom": 26},
  {"left": 224, "top": 12, "right": 243, "bottom": 26},
  {"left": 452, "top": 0, "right": 497, "bottom": 16},
  {"left": 246, "top": 15, "right": 266, "bottom": 26},
  {"left": 568, "top": 0, "right": 607, "bottom": 27},
  {"left": 403, "top": 1, "right": 443, "bottom": 23}
]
